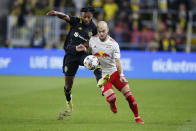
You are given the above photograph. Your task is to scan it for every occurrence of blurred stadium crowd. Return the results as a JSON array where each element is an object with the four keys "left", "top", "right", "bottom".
[{"left": 1, "top": 0, "right": 196, "bottom": 52}]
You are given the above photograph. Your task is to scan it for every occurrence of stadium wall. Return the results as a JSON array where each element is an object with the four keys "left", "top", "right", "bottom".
[{"left": 0, "top": 48, "right": 196, "bottom": 80}]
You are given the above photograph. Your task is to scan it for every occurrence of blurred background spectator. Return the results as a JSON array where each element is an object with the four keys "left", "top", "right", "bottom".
[
  {"left": 30, "top": 27, "right": 46, "bottom": 48},
  {"left": 1, "top": 0, "right": 196, "bottom": 52}
]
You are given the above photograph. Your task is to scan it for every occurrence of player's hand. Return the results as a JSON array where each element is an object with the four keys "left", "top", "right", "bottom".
[
  {"left": 120, "top": 76, "right": 128, "bottom": 83},
  {"left": 76, "top": 44, "right": 86, "bottom": 52},
  {"left": 46, "top": 10, "right": 57, "bottom": 16}
]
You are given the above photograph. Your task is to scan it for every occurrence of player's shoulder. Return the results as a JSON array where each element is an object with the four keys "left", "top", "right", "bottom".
[
  {"left": 108, "top": 36, "right": 119, "bottom": 46},
  {"left": 69, "top": 15, "right": 80, "bottom": 24},
  {"left": 90, "top": 35, "right": 99, "bottom": 40},
  {"left": 69, "top": 15, "right": 78, "bottom": 19},
  {"left": 89, "top": 35, "right": 99, "bottom": 46}
]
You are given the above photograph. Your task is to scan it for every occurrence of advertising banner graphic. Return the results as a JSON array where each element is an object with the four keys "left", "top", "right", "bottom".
[{"left": 0, "top": 48, "right": 196, "bottom": 79}]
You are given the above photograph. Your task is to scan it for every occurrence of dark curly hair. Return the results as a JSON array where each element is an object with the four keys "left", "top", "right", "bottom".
[{"left": 80, "top": 6, "right": 95, "bottom": 14}]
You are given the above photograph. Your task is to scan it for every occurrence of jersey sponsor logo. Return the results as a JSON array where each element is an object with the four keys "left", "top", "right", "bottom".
[
  {"left": 74, "top": 32, "right": 88, "bottom": 41},
  {"left": 74, "top": 32, "right": 79, "bottom": 37},
  {"left": 94, "top": 51, "right": 110, "bottom": 58}
]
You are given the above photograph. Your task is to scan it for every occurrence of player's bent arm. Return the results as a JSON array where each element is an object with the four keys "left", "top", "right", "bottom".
[
  {"left": 83, "top": 41, "right": 92, "bottom": 54},
  {"left": 47, "top": 10, "right": 70, "bottom": 21},
  {"left": 115, "top": 58, "right": 128, "bottom": 82},
  {"left": 76, "top": 42, "right": 92, "bottom": 54},
  {"left": 115, "top": 58, "right": 123, "bottom": 75}
]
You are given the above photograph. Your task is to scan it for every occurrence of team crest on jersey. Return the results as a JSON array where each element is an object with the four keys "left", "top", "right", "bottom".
[
  {"left": 78, "top": 27, "right": 82, "bottom": 30},
  {"left": 88, "top": 32, "right": 93, "bottom": 37},
  {"left": 94, "top": 51, "right": 110, "bottom": 58}
]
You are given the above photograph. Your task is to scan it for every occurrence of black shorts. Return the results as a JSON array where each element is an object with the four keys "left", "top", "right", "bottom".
[{"left": 62, "top": 54, "right": 88, "bottom": 76}]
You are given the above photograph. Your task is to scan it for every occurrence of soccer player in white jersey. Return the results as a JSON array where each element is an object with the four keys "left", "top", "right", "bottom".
[{"left": 76, "top": 21, "right": 144, "bottom": 124}]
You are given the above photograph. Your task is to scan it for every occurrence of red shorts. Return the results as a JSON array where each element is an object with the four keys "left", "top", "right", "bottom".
[{"left": 101, "top": 71, "right": 128, "bottom": 93}]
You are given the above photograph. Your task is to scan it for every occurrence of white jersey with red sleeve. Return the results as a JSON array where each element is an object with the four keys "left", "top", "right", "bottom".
[{"left": 89, "top": 35, "right": 120, "bottom": 76}]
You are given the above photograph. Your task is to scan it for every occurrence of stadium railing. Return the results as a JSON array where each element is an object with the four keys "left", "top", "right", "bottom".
[
  {"left": 7, "top": 15, "right": 62, "bottom": 47},
  {"left": 6, "top": 9, "right": 196, "bottom": 51}
]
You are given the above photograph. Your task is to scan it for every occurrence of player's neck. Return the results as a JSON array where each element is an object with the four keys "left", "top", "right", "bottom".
[{"left": 100, "top": 36, "right": 109, "bottom": 42}]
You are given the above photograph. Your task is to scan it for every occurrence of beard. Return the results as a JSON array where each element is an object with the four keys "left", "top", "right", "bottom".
[{"left": 99, "top": 35, "right": 108, "bottom": 42}]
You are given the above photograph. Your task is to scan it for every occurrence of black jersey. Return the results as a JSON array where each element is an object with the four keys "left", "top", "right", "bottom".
[{"left": 64, "top": 16, "right": 97, "bottom": 56}]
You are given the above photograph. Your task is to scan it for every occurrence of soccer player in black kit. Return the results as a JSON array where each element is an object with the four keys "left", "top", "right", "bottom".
[{"left": 47, "top": 7, "right": 108, "bottom": 120}]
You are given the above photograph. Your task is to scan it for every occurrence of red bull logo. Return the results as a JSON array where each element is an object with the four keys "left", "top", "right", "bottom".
[{"left": 94, "top": 51, "right": 110, "bottom": 58}]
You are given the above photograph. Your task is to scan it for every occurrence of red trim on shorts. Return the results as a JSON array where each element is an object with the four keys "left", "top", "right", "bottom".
[{"left": 102, "top": 71, "right": 127, "bottom": 93}]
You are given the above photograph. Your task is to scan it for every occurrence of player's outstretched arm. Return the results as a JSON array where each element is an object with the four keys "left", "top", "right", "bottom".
[
  {"left": 76, "top": 43, "right": 92, "bottom": 54},
  {"left": 46, "top": 10, "right": 70, "bottom": 21}
]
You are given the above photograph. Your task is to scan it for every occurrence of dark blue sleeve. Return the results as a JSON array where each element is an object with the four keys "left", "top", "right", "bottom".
[{"left": 68, "top": 16, "right": 80, "bottom": 26}]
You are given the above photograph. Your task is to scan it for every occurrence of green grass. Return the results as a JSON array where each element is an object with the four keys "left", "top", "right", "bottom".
[{"left": 0, "top": 76, "right": 196, "bottom": 131}]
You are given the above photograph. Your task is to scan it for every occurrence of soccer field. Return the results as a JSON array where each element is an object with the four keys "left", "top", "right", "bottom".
[{"left": 0, "top": 76, "right": 196, "bottom": 131}]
